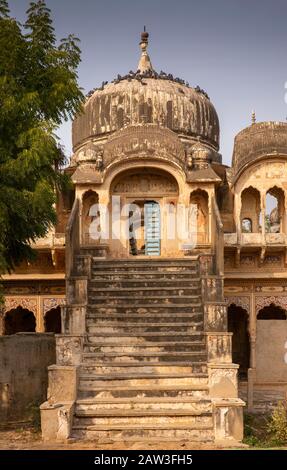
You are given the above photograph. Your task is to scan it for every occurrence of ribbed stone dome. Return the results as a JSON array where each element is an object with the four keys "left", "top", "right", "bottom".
[
  {"left": 232, "top": 121, "right": 287, "bottom": 179},
  {"left": 72, "top": 31, "right": 219, "bottom": 153},
  {"left": 72, "top": 78, "right": 220, "bottom": 152}
]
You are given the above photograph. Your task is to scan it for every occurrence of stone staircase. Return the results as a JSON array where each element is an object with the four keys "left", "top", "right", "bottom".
[{"left": 71, "top": 258, "right": 215, "bottom": 442}]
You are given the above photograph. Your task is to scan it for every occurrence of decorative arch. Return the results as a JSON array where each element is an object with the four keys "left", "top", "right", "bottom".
[
  {"left": 104, "top": 159, "right": 186, "bottom": 195},
  {"left": 102, "top": 124, "right": 186, "bottom": 172},
  {"left": 43, "top": 298, "right": 65, "bottom": 316},
  {"left": 189, "top": 189, "right": 209, "bottom": 245},
  {"left": 82, "top": 190, "right": 100, "bottom": 244},
  {"left": 240, "top": 186, "right": 261, "bottom": 233},
  {"left": 257, "top": 304, "right": 287, "bottom": 320},
  {"left": 110, "top": 167, "right": 179, "bottom": 196},
  {"left": 255, "top": 296, "right": 287, "bottom": 316},
  {"left": 225, "top": 296, "right": 251, "bottom": 315},
  {"left": 3, "top": 297, "right": 37, "bottom": 315},
  {"left": 265, "top": 186, "right": 285, "bottom": 233},
  {"left": 4, "top": 307, "right": 36, "bottom": 335}
]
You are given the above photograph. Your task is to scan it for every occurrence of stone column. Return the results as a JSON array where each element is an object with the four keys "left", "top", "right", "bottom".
[
  {"left": 261, "top": 191, "right": 266, "bottom": 238},
  {"left": 284, "top": 190, "right": 287, "bottom": 236},
  {"left": 208, "top": 188, "right": 213, "bottom": 245},
  {"left": 37, "top": 296, "right": 45, "bottom": 333},
  {"left": 235, "top": 192, "right": 242, "bottom": 241}
]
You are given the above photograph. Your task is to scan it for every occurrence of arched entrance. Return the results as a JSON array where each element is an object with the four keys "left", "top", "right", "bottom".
[
  {"left": 82, "top": 190, "right": 100, "bottom": 245},
  {"left": 4, "top": 307, "right": 36, "bottom": 335},
  {"left": 128, "top": 200, "right": 161, "bottom": 256},
  {"left": 44, "top": 306, "right": 62, "bottom": 333},
  {"left": 110, "top": 168, "right": 179, "bottom": 257},
  {"left": 227, "top": 304, "right": 250, "bottom": 378},
  {"left": 256, "top": 303, "right": 287, "bottom": 383},
  {"left": 240, "top": 186, "right": 261, "bottom": 233},
  {"left": 189, "top": 189, "right": 209, "bottom": 244}
]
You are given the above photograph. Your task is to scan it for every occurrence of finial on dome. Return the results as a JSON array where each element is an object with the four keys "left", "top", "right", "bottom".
[
  {"left": 137, "top": 28, "right": 153, "bottom": 73},
  {"left": 252, "top": 110, "right": 256, "bottom": 125}
]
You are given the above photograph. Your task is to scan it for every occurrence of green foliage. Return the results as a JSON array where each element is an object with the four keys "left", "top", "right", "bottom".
[
  {"left": 25, "top": 400, "right": 41, "bottom": 431},
  {"left": 0, "top": 1, "right": 9, "bottom": 19},
  {"left": 243, "top": 408, "right": 287, "bottom": 448},
  {"left": 0, "top": 1, "right": 84, "bottom": 273},
  {"left": 267, "top": 400, "right": 287, "bottom": 445}
]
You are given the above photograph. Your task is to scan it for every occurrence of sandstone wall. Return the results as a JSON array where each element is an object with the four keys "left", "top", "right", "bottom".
[{"left": 0, "top": 333, "right": 56, "bottom": 421}]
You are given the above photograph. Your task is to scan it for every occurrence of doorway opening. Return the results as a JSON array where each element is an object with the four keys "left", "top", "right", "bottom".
[
  {"left": 4, "top": 307, "right": 36, "bottom": 335},
  {"left": 227, "top": 304, "right": 250, "bottom": 379},
  {"left": 129, "top": 200, "right": 161, "bottom": 256}
]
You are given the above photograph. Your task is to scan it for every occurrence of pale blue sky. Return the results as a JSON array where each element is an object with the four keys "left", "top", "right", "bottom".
[{"left": 9, "top": 0, "right": 287, "bottom": 165}]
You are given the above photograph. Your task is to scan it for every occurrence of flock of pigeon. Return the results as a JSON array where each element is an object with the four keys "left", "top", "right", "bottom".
[{"left": 86, "top": 69, "right": 210, "bottom": 100}]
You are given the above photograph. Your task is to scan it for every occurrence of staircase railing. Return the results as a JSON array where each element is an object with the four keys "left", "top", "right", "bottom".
[
  {"left": 65, "top": 198, "right": 80, "bottom": 293},
  {"left": 211, "top": 196, "right": 224, "bottom": 277}
]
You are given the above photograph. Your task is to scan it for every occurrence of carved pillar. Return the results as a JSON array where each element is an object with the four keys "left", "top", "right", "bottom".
[
  {"left": 0, "top": 306, "right": 4, "bottom": 335},
  {"left": 208, "top": 189, "right": 212, "bottom": 245},
  {"left": 98, "top": 190, "right": 110, "bottom": 242},
  {"left": 37, "top": 296, "right": 44, "bottom": 333},
  {"left": 261, "top": 191, "right": 266, "bottom": 239},
  {"left": 284, "top": 190, "right": 287, "bottom": 236},
  {"left": 235, "top": 192, "right": 241, "bottom": 241},
  {"left": 249, "top": 293, "right": 256, "bottom": 369}
]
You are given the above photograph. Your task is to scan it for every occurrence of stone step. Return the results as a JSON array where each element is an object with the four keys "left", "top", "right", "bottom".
[
  {"left": 88, "top": 295, "right": 201, "bottom": 305},
  {"left": 91, "top": 270, "right": 199, "bottom": 280},
  {"left": 89, "top": 287, "right": 200, "bottom": 297},
  {"left": 87, "top": 304, "right": 202, "bottom": 314},
  {"left": 86, "top": 323, "right": 204, "bottom": 335},
  {"left": 86, "top": 332, "right": 204, "bottom": 343},
  {"left": 84, "top": 341, "right": 205, "bottom": 354},
  {"left": 73, "top": 410, "right": 213, "bottom": 427},
  {"left": 89, "top": 278, "right": 201, "bottom": 288},
  {"left": 92, "top": 259, "right": 198, "bottom": 268},
  {"left": 79, "top": 373, "right": 208, "bottom": 388},
  {"left": 77, "top": 384, "right": 209, "bottom": 400},
  {"left": 72, "top": 424, "right": 214, "bottom": 443},
  {"left": 92, "top": 267, "right": 198, "bottom": 274},
  {"left": 80, "top": 362, "right": 207, "bottom": 375},
  {"left": 82, "top": 351, "right": 207, "bottom": 363},
  {"left": 75, "top": 397, "right": 212, "bottom": 413},
  {"left": 86, "top": 313, "right": 203, "bottom": 323}
]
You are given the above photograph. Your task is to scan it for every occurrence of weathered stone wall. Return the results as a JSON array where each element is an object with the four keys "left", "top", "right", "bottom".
[
  {"left": 0, "top": 333, "right": 56, "bottom": 421},
  {"left": 256, "top": 320, "right": 287, "bottom": 382}
]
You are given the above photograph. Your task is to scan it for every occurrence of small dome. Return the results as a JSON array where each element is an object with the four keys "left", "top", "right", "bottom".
[{"left": 232, "top": 121, "right": 287, "bottom": 179}]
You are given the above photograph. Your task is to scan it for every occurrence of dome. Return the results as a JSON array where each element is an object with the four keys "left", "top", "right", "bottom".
[
  {"left": 232, "top": 121, "right": 287, "bottom": 179},
  {"left": 72, "top": 32, "right": 220, "bottom": 152}
]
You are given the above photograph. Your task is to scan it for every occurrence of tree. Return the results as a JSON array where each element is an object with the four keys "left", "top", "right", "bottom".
[{"left": 0, "top": 1, "right": 84, "bottom": 274}]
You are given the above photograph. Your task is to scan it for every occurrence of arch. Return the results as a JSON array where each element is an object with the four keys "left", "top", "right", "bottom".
[
  {"left": 189, "top": 189, "right": 209, "bottom": 245},
  {"left": 44, "top": 306, "right": 62, "bottom": 333},
  {"left": 104, "top": 159, "right": 186, "bottom": 195},
  {"left": 227, "top": 304, "right": 250, "bottom": 378},
  {"left": 257, "top": 303, "right": 287, "bottom": 320},
  {"left": 108, "top": 166, "right": 180, "bottom": 257},
  {"left": 240, "top": 186, "right": 261, "bottom": 233},
  {"left": 110, "top": 167, "right": 179, "bottom": 196},
  {"left": 82, "top": 190, "right": 100, "bottom": 244},
  {"left": 4, "top": 307, "right": 36, "bottom": 335},
  {"left": 265, "top": 186, "right": 285, "bottom": 233}
]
